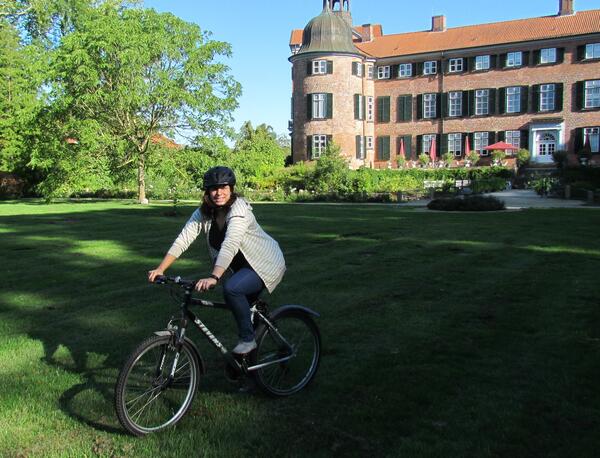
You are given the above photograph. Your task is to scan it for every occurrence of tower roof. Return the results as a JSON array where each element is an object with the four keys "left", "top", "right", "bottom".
[{"left": 294, "top": 5, "right": 360, "bottom": 57}]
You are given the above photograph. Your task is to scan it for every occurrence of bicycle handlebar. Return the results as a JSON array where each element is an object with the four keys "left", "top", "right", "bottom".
[{"left": 154, "top": 275, "right": 197, "bottom": 289}]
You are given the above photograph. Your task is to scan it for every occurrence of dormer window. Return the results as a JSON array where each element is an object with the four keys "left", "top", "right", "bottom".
[
  {"left": 506, "top": 52, "right": 522, "bottom": 67},
  {"left": 448, "top": 58, "right": 463, "bottom": 73},
  {"left": 377, "top": 65, "right": 390, "bottom": 79}
]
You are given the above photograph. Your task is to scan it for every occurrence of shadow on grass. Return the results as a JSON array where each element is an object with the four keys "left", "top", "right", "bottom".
[{"left": 2, "top": 202, "right": 600, "bottom": 455}]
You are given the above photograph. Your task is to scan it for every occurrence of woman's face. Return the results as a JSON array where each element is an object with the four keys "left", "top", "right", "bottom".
[{"left": 208, "top": 184, "right": 232, "bottom": 207}]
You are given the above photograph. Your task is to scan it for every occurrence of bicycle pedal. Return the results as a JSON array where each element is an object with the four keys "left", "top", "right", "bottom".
[{"left": 224, "top": 363, "right": 244, "bottom": 383}]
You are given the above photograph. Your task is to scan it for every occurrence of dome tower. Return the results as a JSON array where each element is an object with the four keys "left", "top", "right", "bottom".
[{"left": 289, "top": 2, "right": 373, "bottom": 168}]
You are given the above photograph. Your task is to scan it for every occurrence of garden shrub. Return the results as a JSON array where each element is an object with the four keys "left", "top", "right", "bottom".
[
  {"left": 427, "top": 195, "right": 506, "bottom": 211},
  {"left": 0, "top": 172, "right": 25, "bottom": 198}
]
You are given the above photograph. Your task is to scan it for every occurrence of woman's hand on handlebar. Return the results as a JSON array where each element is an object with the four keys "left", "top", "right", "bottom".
[
  {"left": 148, "top": 269, "right": 164, "bottom": 283},
  {"left": 195, "top": 277, "right": 217, "bottom": 292}
]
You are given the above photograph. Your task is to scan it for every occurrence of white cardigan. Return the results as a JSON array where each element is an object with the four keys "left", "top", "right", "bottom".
[{"left": 167, "top": 198, "right": 285, "bottom": 293}]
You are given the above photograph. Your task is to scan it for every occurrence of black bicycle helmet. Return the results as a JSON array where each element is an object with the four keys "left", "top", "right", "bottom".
[{"left": 202, "top": 166, "right": 236, "bottom": 190}]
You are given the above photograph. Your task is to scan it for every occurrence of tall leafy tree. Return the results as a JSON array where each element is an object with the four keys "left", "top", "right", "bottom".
[{"left": 34, "top": 4, "right": 241, "bottom": 201}]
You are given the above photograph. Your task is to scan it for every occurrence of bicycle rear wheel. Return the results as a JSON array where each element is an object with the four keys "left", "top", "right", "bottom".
[
  {"left": 114, "top": 335, "right": 200, "bottom": 436},
  {"left": 252, "top": 311, "right": 321, "bottom": 396}
]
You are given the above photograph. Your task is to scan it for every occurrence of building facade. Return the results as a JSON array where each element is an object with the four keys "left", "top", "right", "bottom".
[{"left": 289, "top": 0, "right": 600, "bottom": 168}]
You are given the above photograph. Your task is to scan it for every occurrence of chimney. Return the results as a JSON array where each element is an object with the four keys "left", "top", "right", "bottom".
[
  {"left": 558, "top": 0, "right": 574, "bottom": 16},
  {"left": 432, "top": 15, "right": 446, "bottom": 32},
  {"left": 361, "top": 23, "right": 373, "bottom": 42}
]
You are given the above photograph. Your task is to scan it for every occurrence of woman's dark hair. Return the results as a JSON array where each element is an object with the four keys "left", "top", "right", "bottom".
[{"left": 200, "top": 186, "right": 238, "bottom": 218}]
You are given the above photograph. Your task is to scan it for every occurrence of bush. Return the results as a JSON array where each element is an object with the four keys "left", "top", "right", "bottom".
[
  {"left": 552, "top": 150, "right": 568, "bottom": 168},
  {"left": 0, "top": 172, "right": 25, "bottom": 198},
  {"left": 427, "top": 195, "right": 506, "bottom": 211},
  {"left": 491, "top": 150, "right": 506, "bottom": 163},
  {"left": 517, "top": 149, "right": 530, "bottom": 167},
  {"left": 418, "top": 153, "right": 430, "bottom": 167},
  {"left": 529, "top": 177, "right": 561, "bottom": 196},
  {"left": 466, "top": 151, "right": 480, "bottom": 166},
  {"left": 471, "top": 177, "right": 509, "bottom": 193}
]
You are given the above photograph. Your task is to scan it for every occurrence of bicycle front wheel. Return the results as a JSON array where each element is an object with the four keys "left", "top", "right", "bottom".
[
  {"left": 252, "top": 311, "right": 321, "bottom": 396},
  {"left": 114, "top": 335, "right": 200, "bottom": 436}
]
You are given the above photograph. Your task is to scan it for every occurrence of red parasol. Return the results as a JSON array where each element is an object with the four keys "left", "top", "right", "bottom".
[
  {"left": 464, "top": 135, "right": 470, "bottom": 157},
  {"left": 399, "top": 137, "right": 405, "bottom": 158},
  {"left": 483, "top": 141, "right": 518, "bottom": 151},
  {"left": 429, "top": 136, "right": 437, "bottom": 162}
]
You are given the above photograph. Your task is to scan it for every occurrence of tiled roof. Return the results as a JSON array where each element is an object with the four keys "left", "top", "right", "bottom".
[{"left": 290, "top": 10, "right": 600, "bottom": 58}]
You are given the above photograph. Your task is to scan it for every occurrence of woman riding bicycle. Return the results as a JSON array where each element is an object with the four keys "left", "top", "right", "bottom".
[{"left": 148, "top": 166, "right": 286, "bottom": 355}]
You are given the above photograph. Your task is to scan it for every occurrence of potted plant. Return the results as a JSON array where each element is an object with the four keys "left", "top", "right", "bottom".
[
  {"left": 491, "top": 150, "right": 506, "bottom": 166},
  {"left": 418, "top": 153, "right": 430, "bottom": 168},
  {"left": 396, "top": 155, "right": 406, "bottom": 169},
  {"left": 552, "top": 149, "right": 568, "bottom": 169},
  {"left": 466, "top": 151, "right": 480, "bottom": 167},
  {"left": 442, "top": 152, "right": 455, "bottom": 167},
  {"left": 516, "top": 148, "right": 530, "bottom": 168}
]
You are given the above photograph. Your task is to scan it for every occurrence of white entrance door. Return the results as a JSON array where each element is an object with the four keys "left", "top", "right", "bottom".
[{"left": 536, "top": 131, "right": 557, "bottom": 162}]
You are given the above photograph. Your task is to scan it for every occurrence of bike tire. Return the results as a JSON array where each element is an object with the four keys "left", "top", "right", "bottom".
[
  {"left": 251, "top": 311, "right": 321, "bottom": 397},
  {"left": 114, "top": 335, "right": 200, "bottom": 436}
]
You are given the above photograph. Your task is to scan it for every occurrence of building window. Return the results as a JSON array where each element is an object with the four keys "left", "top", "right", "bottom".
[
  {"left": 540, "top": 48, "right": 556, "bottom": 64},
  {"left": 475, "top": 89, "right": 490, "bottom": 115},
  {"left": 398, "top": 63, "right": 412, "bottom": 78},
  {"left": 366, "top": 96, "right": 374, "bottom": 121},
  {"left": 506, "top": 51, "right": 522, "bottom": 67},
  {"left": 506, "top": 131, "right": 521, "bottom": 150},
  {"left": 585, "top": 43, "right": 600, "bottom": 59},
  {"left": 448, "top": 91, "right": 462, "bottom": 117},
  {"left": 474, "top": 132, "right": 489, "bottom": 155},
  {"left": 506, "top": 87, "right": 521, "bottom": 113},
  {"left": 585, "top": 80, "right": 600, "bottom": 108},
  {"left": 423, "top": 93, "right": 436, "bottom": 119},
  {"left": 583, "top": 127, "right": 600, "bottom": 153},
  {"left": 448, "top": 133, "right": 462, "bottom": 157},
  {"left": 423, "top": 61, "right": 437, "bottom": 75},
  {"left": 367, "top": 64, "right": 374, "bottom": 79},
  {"left": 312, "top": 135, "right": 327, "bottom": 158},
  {"left": 354, "top": 94, "right": 365, "bottom": 120},
  {"left": 377, "top": 96, "right": 390, "bottom": 123},
  {"left": 356, "top": 135, "right": 365, "bottom": 159},
  {"left": 377, "top": 65, "right": 390, "bottom": 79},
  {"left": 422, "top": 134, "right": 436, "bottom": 154},
  {"left": 366, "top": 136, "right": 374, "bottom": 150},
  {"left": 540, "top": 84, "right": 556, "bottom": 111},
  {"left": 475, "top": 55, "right": 490, "bottom": 70},
  {"left": 449, "top": 58, "right": 463, "bottom": 72},
  {"left": 312, "top": 93, "right": 327, "bottom": 119},
  {"left": 354, "top": 62, "right": 363, "bottom": 77},
  {"left": 312, "top": 60, "right": 327, "bottom": 75}
]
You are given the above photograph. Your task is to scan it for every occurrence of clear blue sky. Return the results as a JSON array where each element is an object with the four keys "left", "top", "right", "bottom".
[{"left": 143, "top": 0, "right": 599, "bottom": 139}]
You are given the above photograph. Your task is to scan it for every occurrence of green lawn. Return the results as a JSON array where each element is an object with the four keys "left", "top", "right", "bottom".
[{"left": 1, "top": 200, "right": 599, "bottom": 457}]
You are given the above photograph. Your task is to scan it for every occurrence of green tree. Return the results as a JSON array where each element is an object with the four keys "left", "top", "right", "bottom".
[
  {"left": 0, "top": 21, "right": 45, "bottom": 177},
  {"left": 308, "top": 142, "right": 351, "bottom": 195},
  {"left": 32, "top": 4, "right": 240, "bottom": 200},
  {"left": 231, "top": 121, "right": 288, "bottom": 189}
]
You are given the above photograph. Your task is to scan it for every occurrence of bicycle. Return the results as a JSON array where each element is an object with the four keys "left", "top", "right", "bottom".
[{"left": 114, "top": 275, "right": 321, "bottom": 436}]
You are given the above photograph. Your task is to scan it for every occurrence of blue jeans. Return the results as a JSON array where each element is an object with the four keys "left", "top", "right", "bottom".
[{"left": 223, "top": 268, "right": 264, "bottom": 342}]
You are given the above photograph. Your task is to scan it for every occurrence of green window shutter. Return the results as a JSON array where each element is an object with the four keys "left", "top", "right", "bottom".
[
  {"left": 498, "top": 87, "right": 506, "bottom": 113},
  {"left": 377, "top": 136, "right": 390, "bottom": 160},
  {"left": 442, "top": 60, "right": 449, "bottom": 73},
  {"left": 520, "top": 86, "right": 529, "bottom": 113},
  {"left": 416, "top": 94, "right": 423, "bottom": 119},
  {"left": 441, "top": 134, "right": 448, "bottom": 155},
  {"left": 352, "top": 62, "right": 358, "bottom": 76},
  {"left": 498, "top": 131, "right": 505, "bottom": 142},
  {"left": 435, "top": 93, "right": 441, "bottom": 119},
  {"left": 533, "top": 50, "right": 541, "bottom": 65},
  {"left": 306, "top": 61, "right": 313, "bottom": 75},
  {"left": 576, "top": 81, "right": 584, "bottom": 110},
  {"left": 384, "top": 136, "right": 390, "bottom": 160},
  {"left": 463, "top": 58, "right": 469, "bottom": 72},
  {"left": 532, "top": 84, "right": 541, "bottom": 112},
  {"left": 326, "top": 93, "right": 333, "bottom": 119},
  {"left": 442, "top": 93, "right": 449, "bottom": 118},
  {"left": 468, "top": 56, "right": 476, "bottom": 71},
  {"left": 356, "top": 135, "right": 361, "bottom": 158},
  {"left": 385, "top": 97, "right": 390, "bottom": 122},
  {"left": 397, "top": 95, "right": 412, "bottom": 122},
  {"left": 361, "top": 64, "right": 365, "bottom": 76},
  {"left": 499, "top": 53, "right": 507, "bottom": 68},
  {"left": 557, "top": 48, "right": 565, "bottom": 64},
  {"left": 489, "top": 89, "right": 496, "bottom": 115},
  {"left": 488, "top": 131, "right": 496, "bottom": 144},
  {"left": 522, "top": 51, "right": 530, "bottom": 66},
  {"left": 574, "top": 128, "right": 583, "bottom": 151},
  {"left": 327, "top": 61, "right": 333, "bottom": 74},
  {"left": 405, "top": 95, "right": 412, "bottom": 121},
  {"left": 307, "top": 94, "right": 313, "bottom": 119},
  {"left": 520, "top": 130, "right": 529, "bottom": 149},
  {"left": 354, "top": 94, "right": 360, "bottom": 120},
  {"left": 416, "top": 135, "right": 423, "bottom": 155},
  {"left": 577, "top": 45, "right": 585, "bottom": 61},
  {"left": 468, "top": 90, "right": 476, "bottom": 116},
  {"left": 377, "top": 97, "right": 390, "bottom": 122},
  {"left": 307, "top": 136, "right": 312, "bottom": 160},
  {"left": 326, "top": 135, "right": 333, "bottom": 152},
  {"left": 396, "top": 96, "right": 404, "bottom": 122},
  {"left": 377, "top": 97, "right": 383, "bottom": 122},
  {"left": 362, "top": 96, "right": 366, "bottom": 120},
  {"left": 462, "top": 91, "right": 469, "bottom": 117},
  {"left": 403, "top": 135, "right": 412, "bottom": 159},
  {"left": 490, "top": 55, "right": 498, "bottom": 68},
  {"left": 390, "top": 65, "right": 398, "bottom": 79},
  {"left": 416, "top": 62, "right": 423, "bottom": 75},
  {"left": 555, "top": 83, "right": 563, "bottom": 111}
]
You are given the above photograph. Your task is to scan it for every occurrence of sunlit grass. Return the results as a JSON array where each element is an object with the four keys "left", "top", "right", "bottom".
[{"left": 1, "top": 201, "right": 599, "bottom": 457}]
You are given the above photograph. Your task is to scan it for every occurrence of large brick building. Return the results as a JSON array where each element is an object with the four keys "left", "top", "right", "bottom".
[{"left": 289, "top": 0, "right": 600, "bottom": 168}]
